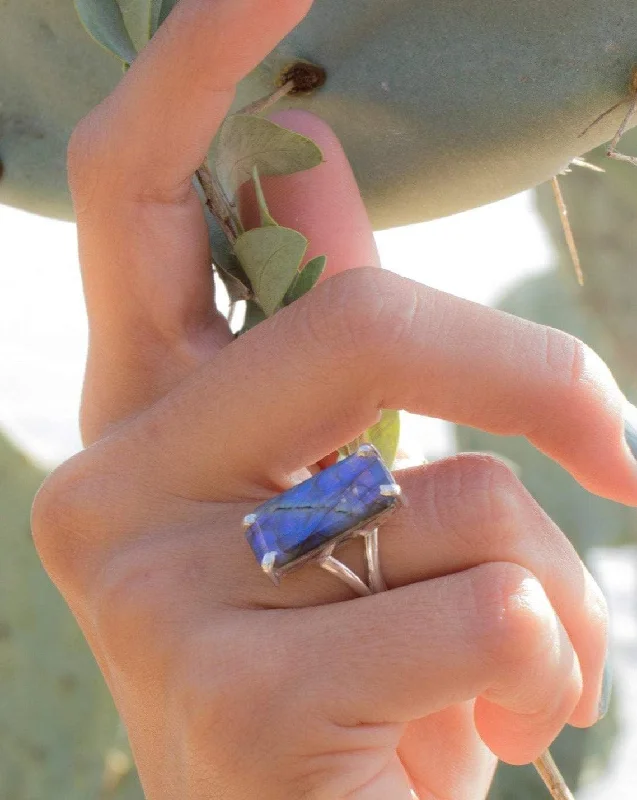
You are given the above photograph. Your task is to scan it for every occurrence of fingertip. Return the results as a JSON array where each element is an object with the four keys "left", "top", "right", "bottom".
[{"left": 238, "top": 109, "right": 380, "bottom": 279}]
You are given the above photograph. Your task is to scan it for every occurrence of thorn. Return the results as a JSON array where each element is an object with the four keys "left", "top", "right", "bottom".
[{"left": 551, "top": 176, "right": 584, "bottom": 287}]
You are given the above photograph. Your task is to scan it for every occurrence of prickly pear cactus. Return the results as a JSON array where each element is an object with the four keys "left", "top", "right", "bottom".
[
  {"left": 0, "top": 432, "right": 143, "bottom": 799},
  {"left": 459, "top": 129, "right": 637, "bottom": 799},
  {"left": 2, "top": 1, "right": 637, "bottom": 226},
  {"left": 535, "top": 131, "right": 637, "bottom": 397}
]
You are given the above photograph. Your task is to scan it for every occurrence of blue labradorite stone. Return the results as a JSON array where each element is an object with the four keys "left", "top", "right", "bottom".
[{"left": 245, "top": 445, "right": 399, "bottom": 576}]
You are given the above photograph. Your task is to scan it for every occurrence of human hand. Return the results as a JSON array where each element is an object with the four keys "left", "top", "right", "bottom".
[{"left": 33, "top": 1, "right": 636, "bottom": 798}]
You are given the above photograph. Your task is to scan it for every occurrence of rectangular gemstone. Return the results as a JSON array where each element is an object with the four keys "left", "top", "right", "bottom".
[{"left": 245, "top": 445, "right": 400, "bottom": 577}]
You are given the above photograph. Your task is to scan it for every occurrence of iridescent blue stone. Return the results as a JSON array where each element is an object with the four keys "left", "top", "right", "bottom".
[{"left": 245, "top": 444, "right": 400, "bottom": 579}]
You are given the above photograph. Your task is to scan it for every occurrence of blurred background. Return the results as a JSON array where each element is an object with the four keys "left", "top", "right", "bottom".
[{"left": 1, "top": 132, "right": 637, "bottom": 798}]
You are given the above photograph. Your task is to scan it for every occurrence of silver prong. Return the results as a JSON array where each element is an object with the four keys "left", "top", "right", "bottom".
[
  {"left": 261, "top": 552, "right": 280, "bottom": 586},
  {"left": 356, "top": 443, "right": 376, "bottom": 457},
  {"left": 379, "top": 483, "right": 402, "bottom": 498},
  {"left": 364, "top": 528, "right": 387, "bottom": 594},
  {"left": 243, "top": 513, "right": 258, "bottom": 529},
  {"left": 318, "top": 554, "right": 372, "bottom": 597}
]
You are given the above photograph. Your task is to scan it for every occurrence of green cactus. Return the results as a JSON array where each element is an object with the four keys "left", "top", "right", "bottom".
[
  {"left": 0, "top": 431, "right": 143, "bottom": 799},
  {"left": 2, "top": 1, "right": 637, "bottom": 227}
]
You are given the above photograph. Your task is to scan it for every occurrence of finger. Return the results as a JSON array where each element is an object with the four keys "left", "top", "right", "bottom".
[
  {"left": 134, "top": 268, "right": 637, "bottom": 504},
  {"left": 73, "top": 0, "right": 315, "bottom": 201},
  {"left": 292, "top": 562, "right": 583, "bottom": 766},
  {"left": 239, "top": 110, "right": 381, "bottom": 278},
  {"left": 399, "top": 705, "right": 497, "bottom": 800},
  {"left": 77, "top": 106, "right": 378, "bottom": 441},
  {"left": 70, "top": 1, "right": 314, "bottom": 442},
  {"left": 237, "top": 455, "right": 606, "bottom": 728}
]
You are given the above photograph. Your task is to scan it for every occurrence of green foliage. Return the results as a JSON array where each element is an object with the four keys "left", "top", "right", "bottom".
[
  {"left": 74, "top": 0, "right": 137, "bottom": 65},
  {"left": 252, "top": 165, "right": 279, "bottom": 227},
  {"left": 216, "top": 115, "right": 324, "bottom": 199},
  {"left": 74, "top": 0, "right": 180, "bottom": 64},
  {"left": 234, "top": 224, "right": 308, "bottom": 316},
  {"left": 284, "top": 255, "right": 327, "bottom": 304},
  {"left": 366, "top": 409, "right": 401, "bottom": 469},
  {"left": 149, "top": 0, "right": 177, "bottom": 37},
  {"left": 340, "top": 410, "right": 401, "bottom": 469},
  {"left": 231, "top": 168, "right": 328, "bottom": 317}
]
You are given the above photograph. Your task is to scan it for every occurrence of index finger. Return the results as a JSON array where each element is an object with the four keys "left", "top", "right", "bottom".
[
  {"left": 74, "top": 0, "right": 314, "bottom": 200},
  {"left": 133, "top": 268, "right": 637, "bottom": 506}
]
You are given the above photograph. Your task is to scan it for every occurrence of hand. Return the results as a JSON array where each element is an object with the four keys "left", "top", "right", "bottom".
[{"left": 33, "top": 1, "right": 635, "bottom": 798}]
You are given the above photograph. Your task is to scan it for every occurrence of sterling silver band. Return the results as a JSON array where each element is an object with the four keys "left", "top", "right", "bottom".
[{"left": 317, "top": 526, "right": 387, "bottom": 596}]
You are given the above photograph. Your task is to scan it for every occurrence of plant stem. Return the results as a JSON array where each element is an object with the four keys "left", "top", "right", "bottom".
[
  {"left": 237, "top": 80, "right": 296, "bottom": 116},
  {"left": 533, "top": 750, "right": 575, "bottom": 800},
  {"left": 196, "top": 160, "right": 241, "bottom": 243}
]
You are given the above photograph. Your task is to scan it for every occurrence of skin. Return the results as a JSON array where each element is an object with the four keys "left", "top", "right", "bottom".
[{"left": 31, "top": 2, "right": 637, "bottom": 798}]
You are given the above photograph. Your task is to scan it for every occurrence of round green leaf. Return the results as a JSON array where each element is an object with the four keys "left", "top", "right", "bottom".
[
  {"left": 216, "top": 114, "right": 324, "bottom": 198},
  {"left": 365, "top": 409, "right": 401, "bottom": 469},
  {"left": 149, "top": 0, "right": 177, "bottom": 36},
  {"left": 284, "top": 255, "right": 327, "bottom": 305},
  {"left": 234, "top": 226, "right": 308, "bottom": 316},
  {"left": 74, "top": 0, "right": 137, "bottom": 64}
]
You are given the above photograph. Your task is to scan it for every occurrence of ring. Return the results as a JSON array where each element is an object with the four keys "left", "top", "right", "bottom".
[{"left": 243, "top": 443, "right": 402, "bottom": 595}]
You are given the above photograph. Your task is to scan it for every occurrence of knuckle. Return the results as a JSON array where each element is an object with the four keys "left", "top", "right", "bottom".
[
  {"left": 304, "top": 268, "right": 419, "bottom": 362},
  {"left": 31, "top": 452, "right": 99, "bottom": 580},
  {"left": 471, "top": 562, "right": 556, "bottom": 669},
  {"left": 542, "top": 327, "right": 613, "bottom": 416},
  {"left": 430, "top": 454, "right": 526, "bottom": 548},
  {"left": 67, "top": 106, "right": 116, "bottom": 211},
  {"left": 472, "top": 563, "right": 583, "bottom": 726},
  {"left": 67, "top": 112, "right": 103, "bottom": 184}
]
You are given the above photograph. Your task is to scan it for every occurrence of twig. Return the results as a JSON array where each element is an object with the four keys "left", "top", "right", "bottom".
[
  {"left": 237, "top": 80, "right": 296, "bottom": 116},
  {"left": 533, "top": 750, "right": 575, "bottom": 800},
  {"left": 196, "top": 160, "right": 241, "bottom": 243},
  {"left": 551, "top": 175, "right": 584, "bottom": 286}
]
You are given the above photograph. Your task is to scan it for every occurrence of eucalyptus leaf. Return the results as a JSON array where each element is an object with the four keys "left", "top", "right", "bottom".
[
  {"left": 284, "top": 255, "right": 327, "bottom": 305},
  {"left": 366, "top": 409, "right": 401, "bottom": 469},
  {"left": 340, "top": 410, "right": 401, "bottom": 468},
  {"left": 117, "top": 0, "right": 153, "bottom": 50},
  {"left": 149, "top": 0, "right": 177, "bottom": 35},
  {"left": 252, "top": 166, "right": 278, "bottom": 227},
  {"left": 216, "top": 115, "right": 324, "bottom": 198},
  {"left": 241, "top": 300, "right": 268, "bottom": 334},
  {"left": 234, "top": 226, "right": 308, "bottom": 316},
  {"left": 74, "top": 0, "right": 138, "bottom": 64}
]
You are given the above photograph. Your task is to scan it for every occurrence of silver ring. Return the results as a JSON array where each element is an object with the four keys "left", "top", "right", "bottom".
[{"left": 243, "top": 443, "right": 402, "bottom": 593}]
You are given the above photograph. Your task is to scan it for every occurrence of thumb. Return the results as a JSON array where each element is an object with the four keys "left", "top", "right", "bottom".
[{"left": 238, "top": 109, "right": 381, "bottom": 280}]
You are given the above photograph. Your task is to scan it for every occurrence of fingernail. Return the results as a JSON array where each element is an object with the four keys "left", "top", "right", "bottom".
[
  {"left": 624, "top": 401, "right": 637, "bottom": 461},
  {"left": 598, "top": 656, "right": 613, "bottom": 720}
]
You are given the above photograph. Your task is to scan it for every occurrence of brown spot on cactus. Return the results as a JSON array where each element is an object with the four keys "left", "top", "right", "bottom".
[{"left": 278, "top": 61, "right": 327, "bottom": 94}]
